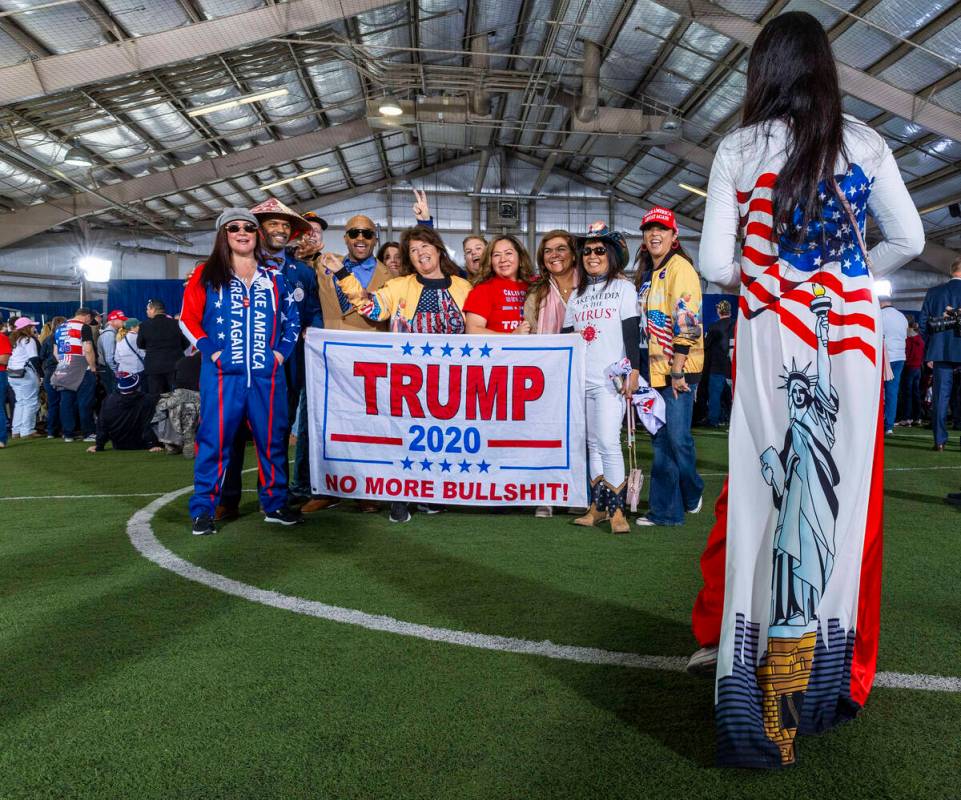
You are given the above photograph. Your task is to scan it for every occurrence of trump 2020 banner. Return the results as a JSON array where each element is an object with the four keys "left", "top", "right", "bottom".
[{"left": 304, "top": 329, "right": 587, "bottom": 506}]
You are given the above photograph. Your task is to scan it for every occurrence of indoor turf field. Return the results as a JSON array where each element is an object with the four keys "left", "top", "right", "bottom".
[{"left": 1, "top": 427, "right": 959, "bottom": 799}]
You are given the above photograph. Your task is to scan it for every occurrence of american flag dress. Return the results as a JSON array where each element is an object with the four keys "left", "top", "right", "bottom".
[{"left": 698, "top": 117, "right": 924, "bottom": 768}]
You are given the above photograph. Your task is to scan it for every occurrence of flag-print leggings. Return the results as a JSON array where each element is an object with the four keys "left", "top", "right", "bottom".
[
  {"left": 586, "top": 385, "right": 626, "bottom": 486},
  {"left": 190, "top": 359, "right": 289, "bottom": 518}
]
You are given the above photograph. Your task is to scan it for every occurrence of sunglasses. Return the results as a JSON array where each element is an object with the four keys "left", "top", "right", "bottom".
[
  {"left": 347, "top": 228, "right": 375, "bottom": 240},
  {"left": 225, "top": 223, "right": 258, "bottom": 234},
  {"left": 582, "top": 245, "right": 607, "bottom": 256}
]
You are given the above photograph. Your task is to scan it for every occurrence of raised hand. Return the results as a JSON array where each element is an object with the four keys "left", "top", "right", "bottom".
[{"left": 412, "top": 188, "right": 431, "bottom": 221}]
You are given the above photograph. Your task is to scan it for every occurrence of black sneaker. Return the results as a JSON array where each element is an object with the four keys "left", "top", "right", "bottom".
[
  {"left": 389, "top": 502, "right": 411, "bottom": 524},
  {"left": 264, "top": 506, "right": 305, "bottom": 525},
  {"left": 415, "top": 504, "right": 444, "bottom": 515},
  {"left": 192, "top": 514, "right": 215, "bottom": 536}
]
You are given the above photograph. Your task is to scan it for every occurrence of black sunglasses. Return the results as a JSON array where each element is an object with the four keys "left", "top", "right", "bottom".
[
  {"left": 225, "top": 223, "right": 258, "bottom": 234},
  {"left": 347, "top": 228, "right": 375, "bottom": 240},
  {"left": 582, "top": 245, "right": 607, "bottom": 256}
]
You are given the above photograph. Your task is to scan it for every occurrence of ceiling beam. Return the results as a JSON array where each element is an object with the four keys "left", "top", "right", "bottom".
[
  {"left": 0, "top": 119, "right": 373, "bottom": 248},
  {"left": 650, "top": 0, "right": 961, "bottom": 143},
  {"left": 0, "top": 0, "right": 399, "bottom": 107}
]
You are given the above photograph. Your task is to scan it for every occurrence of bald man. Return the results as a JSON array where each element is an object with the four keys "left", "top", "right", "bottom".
[{"left": 313, "top": 214, "right": 390, "bottom": 333}]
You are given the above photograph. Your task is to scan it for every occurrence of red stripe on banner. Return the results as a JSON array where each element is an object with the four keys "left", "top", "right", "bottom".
[
  {"left": 828, "top": 336, "right": 877, "bottom": 364},
  {"left": 488, "top": 439, "right": 562, "bottom": 448},
  {"left": 808, "top": 271, "right": 874, "bottom": 303},
  {"left": 850, "top": 382, "right": 885, "bottom": 706},
  {"left": 746, "top": 198, "right": 773, "bottom": 217},
  {"left": 330, "top": 433, "right": 404, "bottom": 445},
  {"left": 736, "top": 172, "right": 777, "bottom": 202}
]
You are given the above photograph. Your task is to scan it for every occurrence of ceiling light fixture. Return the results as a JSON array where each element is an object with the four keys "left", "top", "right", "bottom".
[
  {"left": 187, "top": 88, "right": 289, "bottom": 118},
  {"left": 78, "top": 256, "right": 112, "bottom": 283},
  {"left": 174, "top": 215, "right": 193, "bottom": 229},
  {"left": 259, "top": 166, "right": 330, "bottom": 192},
  {"left": 63, "top": 145, "right": 92, "bottom": 167},
  {"left": 678, "top": 182, "right": 707, "bottom": 198},
  {"left": 378, "top": 96, "right": 404, "bottom": 117}
]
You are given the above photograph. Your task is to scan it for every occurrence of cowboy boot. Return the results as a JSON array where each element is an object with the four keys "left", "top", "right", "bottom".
[
  {"left": 574, "top": 477, "right": 609, "bottom": 527},
  {"left": 605, "top": 479, "right": 630, "bottom": 534}
]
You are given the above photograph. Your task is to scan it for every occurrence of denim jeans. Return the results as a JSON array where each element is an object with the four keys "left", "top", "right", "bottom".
[
  {"left": 647, "top": 384, "right": 704, "bottom": 525},
  {"left": 290, "top": 387, "right": 311, "bottom": 497},
  {"left": 0, "top": 371, "right": 8, "bottom": 444},
  {"left": 60, "top": 369, "right": 97, "bottom": 437},
  {"left": 706, "top": 373, "right": 729, "bottom": 426},
  {"left": 883, "top": 360, "right": 904, "bottom": 432},
  {"left": 44, "top": 374, "right": 62, "bottom": 436},
  {"left": 932, "top": 362, "right": 959, "bottom": 446},
  {"left": 10, "top": 372, "right": 40, "bottom": 436},
  {"left": 899, "top": 367, "right": 921, "bottom": 422}
]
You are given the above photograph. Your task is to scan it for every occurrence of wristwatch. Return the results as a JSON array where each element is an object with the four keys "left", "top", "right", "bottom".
[{"left": 670, "top": 372, "right": 685, "bottom": 380}]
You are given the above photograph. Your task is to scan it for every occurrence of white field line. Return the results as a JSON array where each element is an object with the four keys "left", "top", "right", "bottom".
[
  {"left": 5, "top": 462, "right": 958, "bottom": 503},
  {"left": 126, "top": 483, "right": 961, "bottom": 693}
]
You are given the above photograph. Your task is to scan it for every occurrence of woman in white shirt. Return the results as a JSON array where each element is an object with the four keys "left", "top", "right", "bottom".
[
  {"left": 562, "top": 221, "right": 640, "bottom": 534},
  {"left": 7, "top": 317, "right": 41, "bottom": 438},
  {"left": 690, "top": 11, "right": 924, "bottom": 769},
  {"left": 115, "top": 318, "right": 145, "bottom": 379}
]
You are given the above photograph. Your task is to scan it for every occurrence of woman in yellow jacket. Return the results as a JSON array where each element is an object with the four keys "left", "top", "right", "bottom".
[
  {"left": 636, "top": 207, "right": 705, "bottom": 528},
  {"left": 332, "top": 225, "right": 472, "bottom": 334}
]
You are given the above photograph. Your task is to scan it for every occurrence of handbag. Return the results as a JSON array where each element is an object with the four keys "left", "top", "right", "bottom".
[
  {"left": 7, "top": 368, "right": 25, "bottom": 378},
  {"left": 51, "top": 357, "right": 87, "bottom": 392},
  {"left": 624, "top": 396, "right": 644, "bottom": 513}
]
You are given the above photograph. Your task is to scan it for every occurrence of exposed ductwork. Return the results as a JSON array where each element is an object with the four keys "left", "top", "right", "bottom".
[
  {"left": 471, "top": 35, "right": 492, "bottom": 118},
  {"left": 576, "top": 40, "right": 601, "bottom": 123}
]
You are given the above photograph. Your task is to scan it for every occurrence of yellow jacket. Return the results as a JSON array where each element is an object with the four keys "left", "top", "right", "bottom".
[
  {"left": 335, "top": 270, "right": 473, "bottom": 332},
  {"left": 645, "top": 252, "right": 704, "bottom": 387}
]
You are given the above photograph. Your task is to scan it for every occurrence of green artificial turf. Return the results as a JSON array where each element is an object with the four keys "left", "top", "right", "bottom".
[{"left": 1, "top": 428, "right": 959, "bottom": 799}]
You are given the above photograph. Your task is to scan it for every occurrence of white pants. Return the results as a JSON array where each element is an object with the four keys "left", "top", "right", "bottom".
[
  {"left": 10, "top": 372, "right": 40, "bottom": 436},
  {"left": 586, "top": 385, "right": 626, "bottom": 486}
]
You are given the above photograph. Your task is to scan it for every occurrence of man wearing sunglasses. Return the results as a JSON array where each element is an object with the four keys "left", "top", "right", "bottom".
[{"left": 315, "top": 214, "right": 391, "bottom": 334}]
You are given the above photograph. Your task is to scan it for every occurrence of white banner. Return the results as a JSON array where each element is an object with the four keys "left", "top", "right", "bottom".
[{"left": 305, "top": 328, "right": 587, "bottom": 506}]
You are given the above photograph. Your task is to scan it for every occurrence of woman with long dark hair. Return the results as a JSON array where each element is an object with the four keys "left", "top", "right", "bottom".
[
  {"left": 179, "top": 208, "right": 303, "bottom": 535},
  {"left": 463, "top": 235, "right": 535, "bottom": 334},
  {"left": 689, "top": 12, "right": 924, "bottom": 768},
  {"left": 563, "top": 221, "right": 640, "bottom": 534},
  {"left": 634, "top": 207, "right": 704, "bottom": 529}
]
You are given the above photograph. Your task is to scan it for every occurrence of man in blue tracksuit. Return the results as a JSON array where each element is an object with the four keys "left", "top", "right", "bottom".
[{"left": 180, "top": 207, "right": 301, "bottom": 533}]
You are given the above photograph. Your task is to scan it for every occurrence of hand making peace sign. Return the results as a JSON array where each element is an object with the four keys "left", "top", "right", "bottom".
[{"left": 412, "top": 188, "right": 431, "bottom": 222}]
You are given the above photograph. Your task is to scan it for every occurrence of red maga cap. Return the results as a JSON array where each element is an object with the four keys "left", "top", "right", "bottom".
[
  {"left": 106, "top": 309, "right": 128, "bottom": 322},
  {"left": 641, "top": 206, "right": 677, "bottom": 232}
]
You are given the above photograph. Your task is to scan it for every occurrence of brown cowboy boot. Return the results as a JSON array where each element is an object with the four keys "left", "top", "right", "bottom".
[
  {"left": 574, "top": 477, "right": 609, "bottom": 527},
  {"left": 604, "top": 479, "right": 630, "bottom": 534}
]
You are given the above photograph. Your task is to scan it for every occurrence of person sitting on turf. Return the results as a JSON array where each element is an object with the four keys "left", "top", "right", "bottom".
[{"left": 87, "top": 373, "right": 163, "bottom": 453}]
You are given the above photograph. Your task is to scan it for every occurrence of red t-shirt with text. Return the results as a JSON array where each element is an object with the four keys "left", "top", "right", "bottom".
[{"left": 463, "top": 277, "right": 529, "bottom": 332}]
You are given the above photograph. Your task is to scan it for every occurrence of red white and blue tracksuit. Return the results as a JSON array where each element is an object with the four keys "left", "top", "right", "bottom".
[{"left": 179, "top": 265, "right": 300, "bottom": 518}]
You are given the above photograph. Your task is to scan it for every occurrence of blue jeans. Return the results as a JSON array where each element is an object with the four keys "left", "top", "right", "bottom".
[
  {"left": 648, "top": 384, "right": 704, "bottom": 525},
  {"left": 0, "top": 371, "right": 7, "bottom": 444},
  {"left": 44, "top": 375, "right": 61, "bottom": 437},
  {"left": 98, "top": 368, "right": 116, "bottom": 395},
  {"left": 899, "top": 367, "right": 921, "bottom": 422},
  {"left": 706, "top": 373, "right": 729, "bottom": 426},
  {"left": 290, "top": 388, "right": 311, "bottom": 497},
  {"left": 883, "top": 360, "right": 904, "bottom": 432},
  {"left": 932, "top": 362, "right": 959, "bottom": 446},
  {"left": 60, "top": 370, "right": 97, "bottom": 437}
]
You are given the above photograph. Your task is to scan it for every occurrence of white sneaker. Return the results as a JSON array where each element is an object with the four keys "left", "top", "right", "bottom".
[
  {"left": 686, "top": 645, "right": 719, "bottom": 677},
  {"left": 688, "top": 496, "right": 703, "bottom": 514},
  {"left": 83, "top": 434, "right": 96, "bottom": 443},
  {"left": 635, "top": 516, "right": 656, "bottom": 527},
  {"left": 534, "top": 506, "right": 553, "bottom": 518}
]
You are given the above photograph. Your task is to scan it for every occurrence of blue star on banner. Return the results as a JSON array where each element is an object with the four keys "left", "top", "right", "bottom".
[
  {"left": 420, "top": 343, "right": 434, "bottom": 356},
  {"left": 401, "top": 342, "right": 414, "bottom": 355},
  {"left": 477, "top": 460, "right": 490, "bottom": 473},
  {"left": 401, "top": 457, "right": 414, "bottom": 470},
  {"left": 458, "top": 460, "right": 471, "bottom": 473},
  {"left": 460, "top": 343, "right": 473, "bottom": 357},
  {"left": 439, "top": 459, "right": 452, "bottom": 473},
  {"left": 478, "top": 343, "right": 492, "bottom": 357},
  {"left": 440, "top": 343, "right": 454, "bottom": 357},
  {"left": 419, "top": 458, "right": 432, "bottom": 471}
]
